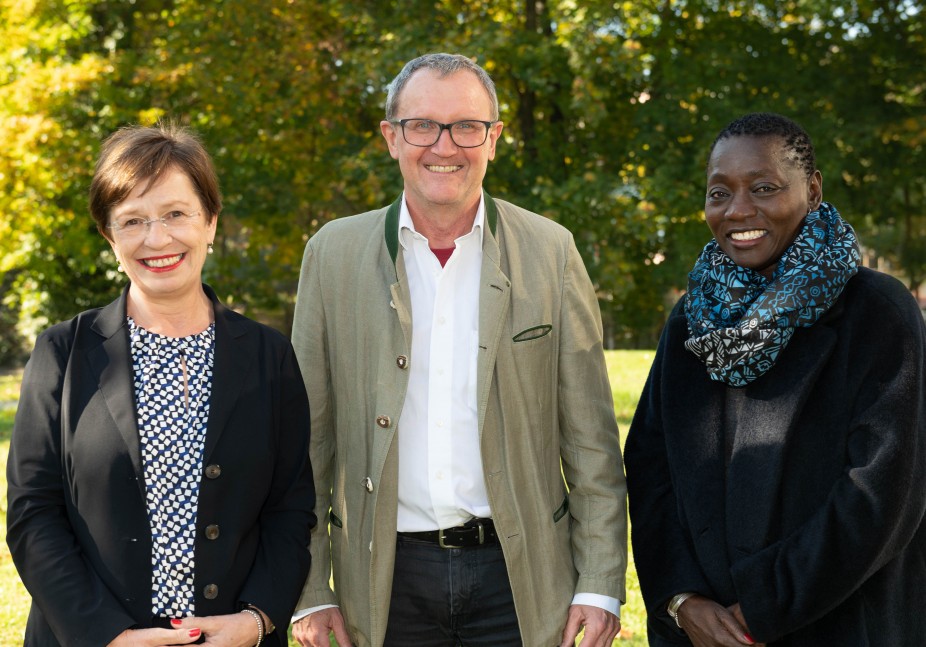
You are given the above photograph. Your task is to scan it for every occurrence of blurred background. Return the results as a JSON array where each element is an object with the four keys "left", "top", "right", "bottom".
[
  {"left": 1, "top": 0, "right": 924, "bottom": 365},
  {"left": 0, "top": 2, "right": 924, "bottom": 644}
]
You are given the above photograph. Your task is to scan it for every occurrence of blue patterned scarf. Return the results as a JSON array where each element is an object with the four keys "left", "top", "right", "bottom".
[{"left": 684, "top": 202, "right": 861, "bottom": 387}]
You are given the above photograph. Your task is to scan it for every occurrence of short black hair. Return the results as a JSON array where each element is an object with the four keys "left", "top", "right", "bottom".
[{"left": 710, "top": 112, "right": 816, "bottom": 178}]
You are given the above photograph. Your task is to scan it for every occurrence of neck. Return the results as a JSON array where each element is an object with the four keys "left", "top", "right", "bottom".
[
  {"left": 406, "top": 198, "right": 480, "bottom": 248},
  {"left": 126, "top": 285, "right": 214, "bottom": 337}
]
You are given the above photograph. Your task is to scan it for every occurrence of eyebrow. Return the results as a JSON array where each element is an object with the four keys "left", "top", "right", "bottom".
[
  {"left": 708, "top": 168, "right": 779, "bottom": 182},
  {"left": 112, "top": 201, "right": 195, "bottom": 217}
]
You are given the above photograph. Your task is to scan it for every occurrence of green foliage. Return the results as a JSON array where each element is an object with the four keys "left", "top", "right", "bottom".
[{"left": 1, "top": 0, "right": 924, "bottom": 348}]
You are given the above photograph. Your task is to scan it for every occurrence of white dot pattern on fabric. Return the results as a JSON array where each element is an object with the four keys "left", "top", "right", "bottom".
[{"left": 128, "top": 316, "right": 215, "bottom": 618}]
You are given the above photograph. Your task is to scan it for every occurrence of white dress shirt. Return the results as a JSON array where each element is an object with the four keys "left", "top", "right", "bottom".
[{"left": 395, "top": 195, "right": 490, "bottom": 531}]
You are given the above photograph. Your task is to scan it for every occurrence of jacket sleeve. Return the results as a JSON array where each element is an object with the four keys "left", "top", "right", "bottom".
[
  {"left": 623, "top": 304, "right": 715, "bottom": 637},
  {"left": 730, "top": 289, "right": 926, "bottom": 641},
  {"left": 556, "top": 236, "right": 628, "bottom": 602},
  {"left": 6, "top": 329, "right": 137, "bottom": 647},
  {"left": 237, "top": 340, "right": 317, "bottom": 630},
  {"left": 291, "top": 239, "right": 339, "bottom": 611}
]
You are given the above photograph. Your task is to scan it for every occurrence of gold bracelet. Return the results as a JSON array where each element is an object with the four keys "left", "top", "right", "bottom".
[
  {"left": 667, "top": 592, "right": 696, "bottom": 629},
  {"left": 241, "top": 608, "right": 264, "bottom": 646}
]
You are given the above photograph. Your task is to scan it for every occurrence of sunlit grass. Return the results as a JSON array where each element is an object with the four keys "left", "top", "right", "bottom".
[
  {"left": 0, "top": 354, "right": 658, "bottom": 647},
  {"left": 1, "top": 368, "right": 29, "bottom": 647}
]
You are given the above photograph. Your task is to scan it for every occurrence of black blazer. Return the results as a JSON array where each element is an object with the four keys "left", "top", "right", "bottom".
[
  {"left": 7, "top": 285, "right": 316, "bottom": 647},
  {"left": 625, "top": 268, "right": 926, "bottom": 646}
]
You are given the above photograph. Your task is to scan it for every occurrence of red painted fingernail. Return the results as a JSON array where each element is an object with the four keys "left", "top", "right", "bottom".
[
  {"left": 744, "top": 633, "right": 755, "bottom": 644},
  {"left": 188, "top": 628, "right": 201, "bottom": 638},
  {"left": 171, "top": 619, "right": 182, "bottom": 626}
]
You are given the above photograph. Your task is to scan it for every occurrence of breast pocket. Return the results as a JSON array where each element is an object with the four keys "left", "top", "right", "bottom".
[{"left": 510, "top": 327, "right": 554, "bottom": 412}]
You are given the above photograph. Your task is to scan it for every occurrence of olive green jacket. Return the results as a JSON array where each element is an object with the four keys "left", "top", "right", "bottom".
[{"left": 291, "top": 194, "right": 627, "bottom": 647}]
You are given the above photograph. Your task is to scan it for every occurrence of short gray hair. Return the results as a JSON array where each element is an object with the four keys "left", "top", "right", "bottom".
[{"left": 384, "top": 53, "right": 499, "bottom": 122}]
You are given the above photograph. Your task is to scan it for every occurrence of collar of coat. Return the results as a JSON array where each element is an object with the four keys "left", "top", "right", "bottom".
[{"left": 384, "top": 191, "right": 499, "bottom": 270}]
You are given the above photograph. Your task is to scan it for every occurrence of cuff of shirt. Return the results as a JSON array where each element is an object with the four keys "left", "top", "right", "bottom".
[
  {"left": 291, "top": 604, "right": 338, "bottom": 624},
  {"left": 571, "top": 592, "right": 621, "bottom": 618}
]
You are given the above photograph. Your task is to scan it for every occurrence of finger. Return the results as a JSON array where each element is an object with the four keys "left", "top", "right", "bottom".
[
  {"left": 581, "top": 618, "right": 619, "bottom": 647},
  {"left": 717, "top": 611, "right": 755, "bottom": 645},
  {"left": 559, "top": 609, "right": 584, "bottom": 647},
  {"left": 305, "top": 622, "right": 334, "bottom": 647},
  {"left": 291, "top": 618, "right": 310, "bottom": 646},
  {"left": 155, "top": 627, "right": 202, "bottom": 645},
  {"left": 332, "top": 621, "right": 353, "bottom": 647}
]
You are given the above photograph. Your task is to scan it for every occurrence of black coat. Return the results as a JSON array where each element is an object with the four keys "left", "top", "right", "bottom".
[
  {"left": 6, "top": 285, "right": 316, "bottom": 647},
  {"left": 625, "top": 267, "right": 926, "bottom": 646}
]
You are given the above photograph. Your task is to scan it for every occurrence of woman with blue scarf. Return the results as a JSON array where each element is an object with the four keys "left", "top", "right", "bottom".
[{"left": 625, "top": 113, "right": 926, "bottom": 647}]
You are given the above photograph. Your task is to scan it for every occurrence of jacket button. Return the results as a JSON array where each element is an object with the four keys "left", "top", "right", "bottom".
[
  {"left": 203, "top": 584, "right": 219, "bottom": 599},
  {"left": 389, "top": 300, "right": 397, "bottom": 309},
  {"left": 205, "top": 464, "right": 222, "bottom": 479},
  {"left": 362, "top": 477, "right": 374, "bottom": 493},
  {"left": 396, "top": 355, "right": 408, "bottom": 369},
  {"left": 205, "top": 524, "right": 220, "bottom": 540},
  {"left": 376, "top": 415, "right": 391, "bottom": 428}
]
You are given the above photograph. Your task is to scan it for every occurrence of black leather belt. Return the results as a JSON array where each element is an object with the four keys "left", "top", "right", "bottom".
[{"left": 398, "top": 518, "right": 498, "bottom": 548}]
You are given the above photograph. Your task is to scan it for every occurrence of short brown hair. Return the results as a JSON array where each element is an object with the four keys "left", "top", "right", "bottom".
[{"left": 89, "top": 122, "right": 222, "bottom": 239}]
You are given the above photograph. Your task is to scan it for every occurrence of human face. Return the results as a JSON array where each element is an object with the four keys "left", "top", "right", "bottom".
[
  {"left": 705, "top": 135, "right": 822, "bottom": 278},
  {"left": 380, "top": 69, "right": 504, "bottom": 221},
  {"left": 107, "top": 167, "right": 217, "bottom": 305}
]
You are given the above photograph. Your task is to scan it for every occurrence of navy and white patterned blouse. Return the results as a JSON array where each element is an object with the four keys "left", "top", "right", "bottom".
[{"left": 128, "top": 316, "right": 215, "bottom": 618}]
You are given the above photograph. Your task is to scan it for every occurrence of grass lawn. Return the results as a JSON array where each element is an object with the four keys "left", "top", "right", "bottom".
[{"left": 0, "top": 350, "right": 655, "bottom": 647}]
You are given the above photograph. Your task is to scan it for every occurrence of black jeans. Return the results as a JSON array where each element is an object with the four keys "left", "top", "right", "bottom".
[{"left": 383, "top": 534, "right": 523, "bottom": 647}]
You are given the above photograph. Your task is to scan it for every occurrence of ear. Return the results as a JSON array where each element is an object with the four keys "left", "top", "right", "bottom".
[
  {"left": 486, "top": 121, "right": 504, "bottom": 161},
  {"left": 807, "top": 170, "right": 823, "bottom": 211},
  {"left": 380, "top": 120, "right": 400, "bottom": 160},
  {"left": 207, "top": 213, "right": 219, "bottom": 238}
]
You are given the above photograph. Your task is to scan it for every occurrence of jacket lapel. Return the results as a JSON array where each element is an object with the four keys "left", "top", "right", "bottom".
[
  {"left": 202, "top": 286, "right": 254, "bottom": 462},
  {"left": 475, "top": 195, "right": 510, "bottom": 435},
  {"left": 88, "top": 287, "right": 145, "bottom": 484}
]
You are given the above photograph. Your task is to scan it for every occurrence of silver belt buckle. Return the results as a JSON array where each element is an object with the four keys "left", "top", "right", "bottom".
[
  {"left": 437, "top": 521, "right": 485, "bottom": 548},
  {"left": 438, "top": 529, "right": 459, "bottom": 549}
]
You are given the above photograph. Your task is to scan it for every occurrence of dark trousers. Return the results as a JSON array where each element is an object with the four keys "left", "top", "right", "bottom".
[{"left": 383, "top": 535, "right": 523, "bottom": 647}]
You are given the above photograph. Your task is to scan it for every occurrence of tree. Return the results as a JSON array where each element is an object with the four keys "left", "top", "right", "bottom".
[{"left": 2, "top": 0, "right": 923, "bottom": 351}]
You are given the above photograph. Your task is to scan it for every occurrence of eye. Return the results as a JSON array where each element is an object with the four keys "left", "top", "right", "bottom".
[
  {"left": 121, "top": 217, "right": 147, "bottom": 228},
  {"left": 706, "top": 189, "right": 729, "bottom": 201},
  {"left": 453, "top": 121, "right": 478, "bottom": 131},
  {"left": 166, "top": 210, "right": 187, "bottom": 220},
  {"left": 409, "top": 120, "right": 436, "bottom": 131},
  {"left": 754, "top": 185, "right": 778, "bottom": 194}
]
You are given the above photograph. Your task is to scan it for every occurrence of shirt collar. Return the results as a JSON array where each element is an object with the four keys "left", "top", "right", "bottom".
[{"left": 398, "top": 192, "right": 485, "bottom": 250}]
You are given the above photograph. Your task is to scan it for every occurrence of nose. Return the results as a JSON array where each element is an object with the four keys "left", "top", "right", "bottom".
[
  {"left": 143, "top": 218, "right": 173, "bottom": 246},
  {"left": 725, "top": 190, "right": 755, "bottom": 220},
  {"left": 430, "top": 126, "right": 459, "bottom": 155}
]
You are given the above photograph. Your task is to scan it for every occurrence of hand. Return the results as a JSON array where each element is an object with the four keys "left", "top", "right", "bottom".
[
  {"left": 106, "top": 626, "right": 203, "bottom": 647},
  {"left": 172, "top": 612, "right": 259, "bottom": 646},
  {"left": 292, "top": 607, "right": 352, "bottom": 647},
  {"left": 728, "top": 604, "right": 766, "bottom": 647},
  {"left": 675, "top": 595, "right": 759, "bottom": 647},
  {"left": 559, "top": 604, "right": 620, "bottom": 647}
]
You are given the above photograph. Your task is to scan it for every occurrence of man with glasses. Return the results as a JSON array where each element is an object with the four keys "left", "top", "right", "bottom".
[{"left": 291, "top": 52, "right": 627, "bottom": 647}]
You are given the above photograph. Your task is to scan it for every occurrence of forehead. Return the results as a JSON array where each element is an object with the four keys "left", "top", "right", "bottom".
[
  {"left": 113, "top": 167, "right": 198, "bottom": 213},
  {"left": 707, "top": 135, "right": 794, "bottom": 179},
  {"left": 395, "top": 69, "right": 493, "bottom": 119}
]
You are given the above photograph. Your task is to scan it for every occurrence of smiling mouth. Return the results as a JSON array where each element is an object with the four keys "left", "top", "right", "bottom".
[
  {"left": 141, "top": 253, "right": 185, "bottom": 268},
  {"left": 730, "top": 230, "right": 767, "bottom": 241},
  {"left": 425, "top": 164, "right": 463, "bottom": 173}
]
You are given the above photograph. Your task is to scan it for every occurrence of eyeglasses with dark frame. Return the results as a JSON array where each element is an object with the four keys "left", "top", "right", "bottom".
[{"left": 390, "top": 118, "right": 497, "bottom": 148}]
